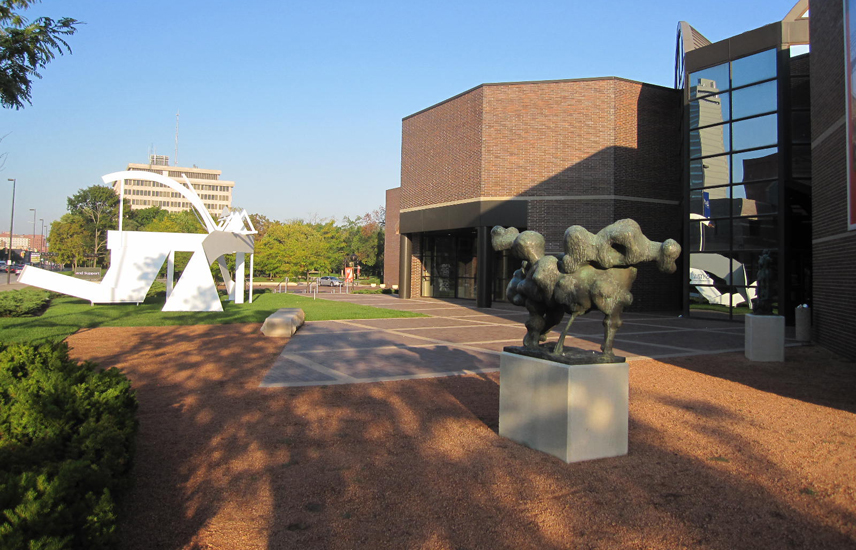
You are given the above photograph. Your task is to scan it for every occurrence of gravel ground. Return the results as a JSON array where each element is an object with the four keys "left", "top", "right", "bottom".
[{"left": 66, "top": 324, "right": 856, "bottom": 550}]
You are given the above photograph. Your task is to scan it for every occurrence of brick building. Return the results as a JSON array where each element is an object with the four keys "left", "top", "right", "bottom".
[
  {"left": 385, "top": 1, "right": 856, "bottom": 360},
  {"left": 387, "top": 77, "right": 683, "bottom": 309},
  {"left": 0, "top": 233, "right": 46, "bottom": 252},
  {"left": 809, "top": 0, "right": 856, "bottom": 359}
]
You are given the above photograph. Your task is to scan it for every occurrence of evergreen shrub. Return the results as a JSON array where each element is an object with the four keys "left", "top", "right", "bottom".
[
  {"left": 0, "top": 288, "right": 52, "bottom": 317},
  {"left": 0, "top": 342, "right": 138, "bottom": 549}
]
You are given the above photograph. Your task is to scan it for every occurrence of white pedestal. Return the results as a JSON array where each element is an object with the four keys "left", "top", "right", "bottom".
[
  {"left": 745, "top": 314, "right": 785, "bottom": 362},
  {"left": 499, "top": 352, "right": 628, "bottom": 463}
]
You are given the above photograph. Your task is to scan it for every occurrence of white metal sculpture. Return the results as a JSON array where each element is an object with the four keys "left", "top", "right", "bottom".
[{"left": 18, "top": 170, "right": 256, "bottom": 312}]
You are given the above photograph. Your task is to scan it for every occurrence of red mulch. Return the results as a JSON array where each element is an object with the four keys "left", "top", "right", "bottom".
[{"left": 66, "top": 325, "right": 856, "bottom": 550}]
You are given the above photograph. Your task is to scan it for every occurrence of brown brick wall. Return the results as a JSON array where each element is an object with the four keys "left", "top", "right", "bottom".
[
  {"left": 400, "top": 87, "right": 483, "bottom": 210},
  {"left": 613, "top": 81, "right": 683, "bottom": 202},
  {"left": 397, "top": 77, "right": 682, "bottom": 311},
  {"left": 383, "top": 188, "right": 400, "bottom": 287},
  {"left": 482, "top": 80, "right": 616, "bottom": 198},
  {"left": 810, "top": 0, "right": 856, "bottom": 360},
  {"left": 410, "top": 237, "right": 422, "bottom": 298}
]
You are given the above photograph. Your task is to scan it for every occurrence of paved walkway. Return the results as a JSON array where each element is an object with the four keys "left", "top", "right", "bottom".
[{"left": 261, "top": 295, "right": 799, "bottom": 387}]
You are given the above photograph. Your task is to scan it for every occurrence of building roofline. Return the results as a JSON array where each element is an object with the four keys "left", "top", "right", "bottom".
[
  {"left": 127, "top": 162, "right": 222, "bottom": 175},
  {"left": 402, "top": 76, "right": 676, "bottom": 121}
]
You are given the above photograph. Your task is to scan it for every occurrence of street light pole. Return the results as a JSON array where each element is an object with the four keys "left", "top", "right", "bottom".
[
  {"left": 39, "top": 218, "right": 44, "bottom": 258},
  {"left": 29, "top": 208, "right": 35, "bottom": 262},
  {"left": 6, "top": 178, "right": 16, "bottom": 284}
]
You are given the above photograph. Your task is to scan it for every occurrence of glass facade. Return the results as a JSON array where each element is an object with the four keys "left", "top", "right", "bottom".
[
  {"left": 419, "top": 229, "right": 521, "bottom": 302},
  {"left": 420, "top": 230, "right": 477, "bottom": 299},
  {"left": 685, "top": 46, "right": 813, "bottom": 320},
  {"left": 687, "top": 49, "right": 781, "bottom": 318}
]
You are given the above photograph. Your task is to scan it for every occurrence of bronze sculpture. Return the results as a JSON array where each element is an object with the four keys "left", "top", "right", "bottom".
[
  {"left": 492, "top": 219, "right": 681, "bottom": 363},
  {"left": 754, "top": 249, "right": 775, "bottom": 315}
]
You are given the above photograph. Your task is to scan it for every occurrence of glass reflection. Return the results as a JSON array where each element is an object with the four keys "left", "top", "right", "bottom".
[
  {"left": 731, "top": 49, "right": 777, "bottom": 88},
  {"left": 734, "top": 181, "right": 778, "bottom": 215},
  {"left": 732, "top": 147, "right": 777, "bottom": 183},
  {"left": 690, "top": 92, "right": 730, "bottom": 129},
  {"left": 688, "top": 63, "right": 729, "bottom": 92},
  {"left": 689, "top": 218, "right": 730, "bottom": 252},
  {"left": 690, "top": 157, "right": 730, "bottom": 188},
  {"left": 689, "top": 254, "right": 753, "bottom": 312},
  {"left": 732, "top": 114, "right": 777, "bottom": 151},
  {"left": 732, "top": 81, "right": 777, "bottom": 119},
  {"left": 690, "top": 125, "right": 730, "bottom": 158},
  {"left": 732, "top": 216, "right": 778, "bottom": 250}
]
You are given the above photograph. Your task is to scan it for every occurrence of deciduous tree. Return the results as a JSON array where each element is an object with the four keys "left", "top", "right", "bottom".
[
  {"left": 66, "top": 185, "right": 119, "bottom": 266},
  {"left": 0, "top": 0, "right": 80, "bottom": 109},
  {"left": 48, "top": 214, "right": 88, "bottom": 270}
]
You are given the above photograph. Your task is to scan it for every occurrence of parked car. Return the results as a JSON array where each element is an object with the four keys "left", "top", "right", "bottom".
[{"left": 319, "top": 276, "right": 343, "bottom": 287}]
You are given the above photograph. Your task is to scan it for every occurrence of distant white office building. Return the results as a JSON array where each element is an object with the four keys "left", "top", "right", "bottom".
[{"left": 113, "top": 155, "right": 235, "bottom": 217}]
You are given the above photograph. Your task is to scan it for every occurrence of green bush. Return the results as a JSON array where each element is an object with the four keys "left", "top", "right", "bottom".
[
  {"left": 0, "top": 342, "right": 138, "bottom": 549},
  {"left": 353, "top": 288, "right": 383, "bottom": 294},
  {"left": 0, "top": 288, "right": 52, "bottom": 317}
]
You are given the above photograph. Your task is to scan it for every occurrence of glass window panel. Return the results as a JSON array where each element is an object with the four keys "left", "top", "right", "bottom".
[
  {"left": 690, "top": 156, "right": 730, "bottom": 188},
  {"left": 732, "top": 114, "right": 777, "bottom": 151},
  {"left": 790, "top": 111, "right": 811, "bottom": 143},
  {"left": 457, "top": 277, "right": 476, "bottom": 299},
  {"left": 732, "top": 147, "right": 778, "bottom": 183},
  {"left": 688, "top": 63, "right": 730, "bottom": 94},
  {"left": 689, "top": 124, "right": 730, "bottom": 159},
  {"left": 690, "top": 253, "right": 736, "bottom": 286},
  {"left": 791, "top": 144, "right": 811, "bottom": 177},
  {"left": 690, "top": 92, "right": 730, "bottom": 129},
  {"left": 729, "top": 288, "right": 754, "bottom": 311},
  {"left": 689, "top": 218, "right": 730, "bottom": 252},
  {"left": 790, "top": 76, "right": 810, "bottom": 109},
  {"left": 732, "top": 251, "right": 767, "bottom": 286},
  {"left": 733, "top": 181, "right": 778, "bottom": 215},
  {"left": 732, "top": 216, "right": 778, "bottom": 250},
  {"left": 731, "top": 49, "right": 777, "bottom": 88},
  {"left": 732, "top": 81, "right": 777, "bottom": 119}
]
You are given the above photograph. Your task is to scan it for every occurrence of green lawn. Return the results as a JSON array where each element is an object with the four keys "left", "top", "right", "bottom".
[{"left": 0, "top": 290, "right": 424, "bottom": 345}]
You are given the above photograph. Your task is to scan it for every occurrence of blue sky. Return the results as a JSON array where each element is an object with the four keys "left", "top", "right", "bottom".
[{"left": 1, "top": 0, "right": 799, "bottom": 236}]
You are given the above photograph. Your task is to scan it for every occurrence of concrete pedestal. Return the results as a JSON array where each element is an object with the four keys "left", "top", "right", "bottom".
[
  {"left": 745, "top": 314, "right": 785, "bottom": 362},
  {"left": 499, "top": 352, "right": 628, "bottom": 463}
]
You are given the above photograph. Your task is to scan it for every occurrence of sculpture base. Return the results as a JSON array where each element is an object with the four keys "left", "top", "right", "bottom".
[
  {"left": 745, "top": 314, "right": 785, "bottom": 362},
  {"left": 499, "top": 352, "right": 628, "bottom": 463},
  {"left": 504, "top": 344, "right": 625, "bottom": 365}
]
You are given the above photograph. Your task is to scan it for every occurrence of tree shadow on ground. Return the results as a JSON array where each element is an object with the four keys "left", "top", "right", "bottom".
[{"left": 65, "top": 324, "right": 856, "bottom": 550}]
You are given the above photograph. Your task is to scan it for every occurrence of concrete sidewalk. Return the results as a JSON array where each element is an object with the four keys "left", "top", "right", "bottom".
[{"left": 261, "top": 295, "right": 798, "bottom": 387}]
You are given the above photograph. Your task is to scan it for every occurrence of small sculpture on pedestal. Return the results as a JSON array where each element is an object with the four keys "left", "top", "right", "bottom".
[
  {"left": 754, "top": 249, "right": 775, "bottom": 315},
  {"left": 492, "top": 219, "right": 681, "bottom": 364}
]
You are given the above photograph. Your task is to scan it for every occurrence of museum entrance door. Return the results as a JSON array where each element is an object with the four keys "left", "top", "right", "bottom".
[{"left": 420, "top": 230, "right": 477, "bottom": 299}]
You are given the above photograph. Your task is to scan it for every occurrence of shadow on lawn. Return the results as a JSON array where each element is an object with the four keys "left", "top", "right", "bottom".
[{"left": 65, "top": 325, "right": 856, "bottom": 550}]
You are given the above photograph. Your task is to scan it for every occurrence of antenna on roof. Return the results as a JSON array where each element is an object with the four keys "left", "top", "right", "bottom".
[{"left": 175, "top": 110, "right": 179, "bottom": 167}]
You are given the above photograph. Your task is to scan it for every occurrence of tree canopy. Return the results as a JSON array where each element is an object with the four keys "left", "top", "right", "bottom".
[
  {"left": 48, "top": 184, "right": 387, "bottom": 282},
  {"left": 0, "top": 0, "right": 80, "bottom": 109},
  {"left": 66, "top": 185, "right": 120, "bottom": 265}
]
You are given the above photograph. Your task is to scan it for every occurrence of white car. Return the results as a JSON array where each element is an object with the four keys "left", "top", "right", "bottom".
[{"left": 319, "top": 276, "right": 343, "bottom": 287}]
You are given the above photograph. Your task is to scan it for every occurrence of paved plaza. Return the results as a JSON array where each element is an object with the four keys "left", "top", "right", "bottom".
[{"left": 262, "top": 294, "right": 798, "bottom": 387}]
